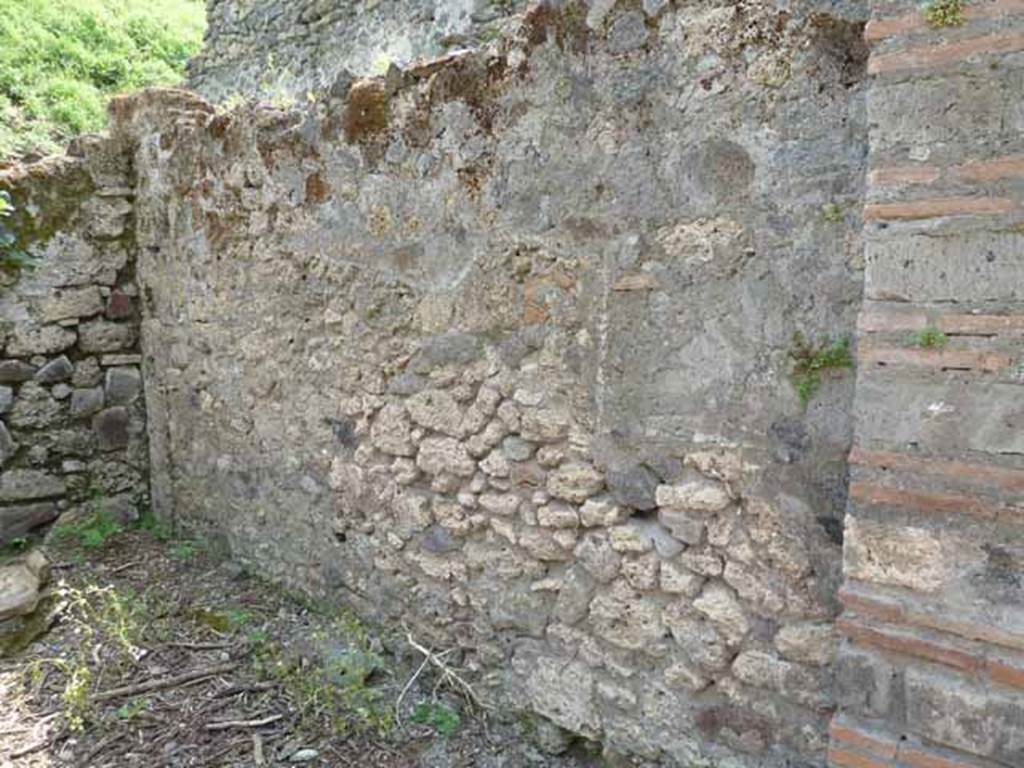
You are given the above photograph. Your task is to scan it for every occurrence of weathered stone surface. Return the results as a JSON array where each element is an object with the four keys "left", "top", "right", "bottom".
[
  {"left": 660, "top": 560, "right": 704, "bottom": 596},
  {"left": 547, "top": 462, "right": 604, "bottom": 504},
  {"left": 0, "top": 386, "right": 13, "bottom": 413},
  {"left": 774, "top": 623, "right": 834, "bottom": 666},
  {"left": 843, "top": 516, "right": 949, "bottom": 593},
  {"left": 501, "top": 435, "right": 535, "bottom": 462},
  {"left": 658, "top": 508, "right": 706, "bottom": 545},
  {"left": 103, "top": 366, "right": 142, "bottom": 405},
  {"left": 8, "top": 383, "right": 61, "bottom": 429},
  {"left": 0, "top": 361, "right": 35, "bottom": 384},
  {"left": 0, "top": 361, "right": 34, "bottom": 384},
  {"left": 34, "top": 355, "right": 73, "bottom": 384},
  {"left": 579, "top": 497, "right": 627, "bottom": 528},
  {"left": 70, "top": 387, "right": 105, "bottom": 418},
  {"left": 0, "top": 551, "right": 49, "bottom": 622},
  {"left": 656, "top": 480, "right": 731, "bottom": 513},
  {"left": 0, "top": 470, "right": 65, "bottom": 503},
  {"left": 905, "top": 667, "right": 1024, "bottom": 763},
  {"left": 72, "top": 357, "right": 102, "bottom": 387},
  {"left": 93, "top": 406, "right": 131, "bottom": 451},
  {"left": 518, "top": 655, "right": 599, "bottom": 736},
  {"left": 370, "top": 402, "right": 414, "bottom": 456},
  {"left": 0, "top": 421, "right": 16, "bottom": 466},
  {"left": 39, "top": 286, "right": 103, "bottom": 322},
  {"left": 693, "top": 581, "right": 749, "bottom": 646},
  {"left": 0, "top": 502, "right": 58, "bottom": 544},
  {"left": 77, "top": 319, "right": 136, "bottom": 353},
  {"left": 664, "top": 660, "right": 709, "bottom": 692},
  {"left": 606, "top": 464, "right": 659, "bottom": 511},
  {"left": 416, "top": 437, "right": 474, "bottom": 477},
  {"left": 406, "top": 389, "right": 464, "bottom": 436},
  {"left": 589, "top": 581, "right": 664, "bottom": 650},
  {"left": 663, "top": 603, "right": 730, "bottom": 672},
  {"left": 574, "top": 533, "right": 621, "bottom": 583},
  {"left": 6, "top": 325, "right": 76, "bottom": 357}
]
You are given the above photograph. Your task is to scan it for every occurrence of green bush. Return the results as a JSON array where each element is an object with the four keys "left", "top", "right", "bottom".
[{"left": 0, "top": 0, "right": 206, "bottom": 159}]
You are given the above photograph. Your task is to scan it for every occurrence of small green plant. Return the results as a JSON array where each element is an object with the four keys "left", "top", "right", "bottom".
[
  {"left": 60, "top": 660, "right": 93, "bottom": 731},
  {"left": 821, "top": 202, "right": 843, "bottom": 223},
  {"left": 53, "top": 510, "right": 124, "bottom": 550},
  {"left": 0, "top": 191, "right": 36, "bottom": 275},
  {"left": 913, "top": 325, "right": 948, "bottom": 349},
  {"left": 170, "top": 538, "right": 201, "bottom": 561},
  {"left": 137, "top": 509, "right": 173, "bottom": 541},
  {"left": 253, "top": 615, "right": 392, "bottom": 736},
  {"left": 924, "top": 0, "right": 966, "bottom": 26},
  {"left": 790, "top": 333, "right": 854, "bottom": 407},
  {"left": 411, "top": 701, "right": 461, "bottom": 738},
  {"left": 115, "top": 697, "right": 149, "bottom": 721}
]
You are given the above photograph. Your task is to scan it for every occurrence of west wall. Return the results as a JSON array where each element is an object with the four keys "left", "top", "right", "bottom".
[
  {"left": 0, "top": 136, "right": 149, "bottom": 547},
  {"left": 128, "top": 2, "right": 869, "bottom": 765}
]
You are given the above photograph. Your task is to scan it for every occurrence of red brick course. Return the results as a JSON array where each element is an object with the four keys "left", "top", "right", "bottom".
[
  {"left": 839, "top": 584, "right": 1024, "bottom": 652},
  {"left": 848, "top": 480, "right": 1015, "bottom": 522},
  {"left": 857, "top": 346, "right": 1013, "bottom": 372},
  {"left": 848, "top": 448, "right": 1024, "bottom": 494},
  {"left": 868, "top": 31, "right": 1024, "bottom": 74},
  {"left": 863, "top": 196, "right": 1017, "bottom": 220}
]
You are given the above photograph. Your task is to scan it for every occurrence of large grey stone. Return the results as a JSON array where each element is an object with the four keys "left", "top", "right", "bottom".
[
  {"left": 78, "top": 319, "right": 136, "bottom": 353},
  {"left": 0, "top": 551, "right": 49, "bottom": 622},
  {"left": 606, "top": 463, "right": 659, "bottom": 511},
  {"left": 34, "top": 355, "right": 74, "bottom": 384},
  {"left": 0, "top": 470, "right": 65, "bottom": 503},
  {"left": 0, "top": 421, "right": 16, "bottom": 466},
  {"left": 104, "top": 366, "right": 142, "bottom": 405},
  {"left": 0, "top": 502, "right": 58, "bottom": 544},
  {"left": 0, "top": 361, "right": 35, "bottom": 384},
  {"left": 5, "top": 326, "right": 76, "bottom": 357},
  {"left": 93, "top": 406, "right": 131, "bottom": 451},
  {"left": 70, "top": 387, "right": 105, "bottom": 418}
]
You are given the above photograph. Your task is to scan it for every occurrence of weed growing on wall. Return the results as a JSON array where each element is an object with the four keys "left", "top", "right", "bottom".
[
  {"left": 789, "top": 333, "right": 854, "bottom": 407},
  {"left": 913, "top": 325, "right": 948, "bottom": 349},
  {"left": 0, "top": 190, "right": 35, "bottom": 276},
  {"left": 924, "top": 0, "right": 966, "bottom": 27}
]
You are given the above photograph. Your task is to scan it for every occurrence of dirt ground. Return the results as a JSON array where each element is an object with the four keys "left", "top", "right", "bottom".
[{"left": 0, "top": 523, "right": 634, "bottom": 767}]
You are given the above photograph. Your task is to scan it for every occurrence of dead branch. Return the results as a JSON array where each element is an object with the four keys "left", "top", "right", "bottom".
[
  {"left": 92, "top": 663, "right": 237, "bottom": 702},
  {"left": 205, "top": 714, "right": 282, "bottom": 731}
]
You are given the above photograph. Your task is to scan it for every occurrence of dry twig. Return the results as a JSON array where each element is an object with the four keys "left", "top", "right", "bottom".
[
  {"left": 205, "top": 714, "right": 282, "bottom": 731},
  {"left": 92, "top": 663, "right": 237, "bottom": 702}
]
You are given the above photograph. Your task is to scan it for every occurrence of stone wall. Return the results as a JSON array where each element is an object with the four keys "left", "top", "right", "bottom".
[
  {"left": 828, "top": 1, "right": 1024, "bottom": 767},
  {"left": 125, "top": 2, "right": 869, "bottom": 765},
  {"left": 4, "top": 0, "right": 1022, "bottom": 765},
  {"left": 0, "top": 136, "right": 149, "bottom": 547},
  {"left": 188, "top": 0, "right": 530, "bottom": 101}
]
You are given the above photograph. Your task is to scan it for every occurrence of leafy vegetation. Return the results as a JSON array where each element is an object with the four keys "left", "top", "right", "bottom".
[
  {"left": 0, "top": 190, "right": 36, "bottom": 276},
  {"left": 789, "top": 333, "right": 854, "bottom": 407},
  {"left": 924, "top": 0, "right": 966, "bottom": 27},
  {"left": 913, "top": 325, "right": 948, "bottom": 349},
  {"left": 821, "top": 202, "right": 844, "bottom": 223},
  {"left": 0, "top": 0, "right": 206, "bottom": 159},
  {"left": 411, "top": 701, "right": 461, "bottom": 738}
]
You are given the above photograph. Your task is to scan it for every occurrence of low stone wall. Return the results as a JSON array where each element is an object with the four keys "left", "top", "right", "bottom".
[
  {"left": 9, "top": 0, "right": 1022, "bottom": 765},
  {"left": 124, "top": 2, "right": 869, "bottom": 764},
  {"left": 0, "top": 136, "right": 149, "bottom": 546}
]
